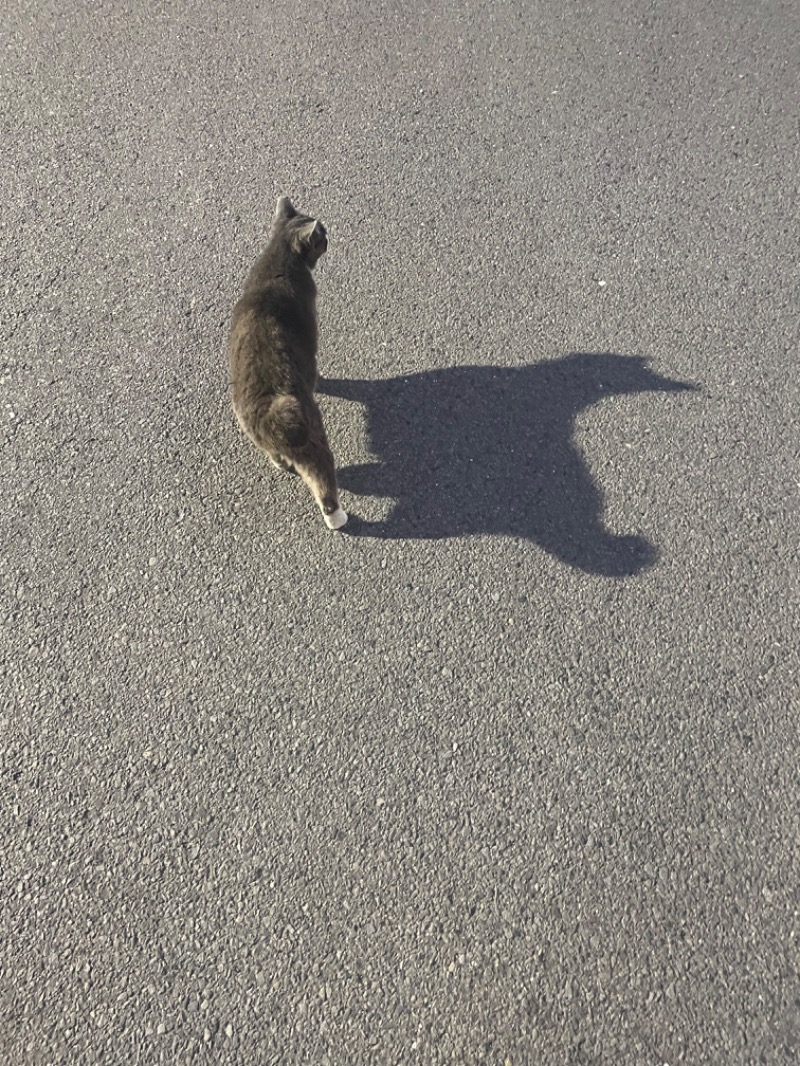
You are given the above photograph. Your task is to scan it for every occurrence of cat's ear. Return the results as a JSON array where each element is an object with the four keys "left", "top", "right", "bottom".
[
  {"left": 298, "top": 219, "right": 326, "bottom": 244},
  {"left": 274, "top": 196, "right": 297, "bottom": 220},
  {"left": 297, "top": 219, "right": 328, "bottom": 264}
]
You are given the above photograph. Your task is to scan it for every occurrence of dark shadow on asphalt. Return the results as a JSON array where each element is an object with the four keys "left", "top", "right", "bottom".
[{"left": 320, "top": 353, "right": 696, "bottom": 577}]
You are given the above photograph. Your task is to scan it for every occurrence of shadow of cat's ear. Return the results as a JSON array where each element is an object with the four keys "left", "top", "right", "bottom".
[{"left": 275, "top": 196, "right": 297, "bottom": 220}]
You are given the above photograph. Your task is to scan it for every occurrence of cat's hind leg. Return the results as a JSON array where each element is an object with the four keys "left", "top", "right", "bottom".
[
  {"left": 268, "top": 453, "right": 295, "bottom": 473},
  {"left": 288, "top": 433, "right": 347, "bottom": 530},
  {"left": 257, "top": 394, "right": 346, "bottom": 529}
]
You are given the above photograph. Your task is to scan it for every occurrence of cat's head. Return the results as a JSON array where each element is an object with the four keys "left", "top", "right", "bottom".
[{"left": 273, "top": 196, "right": 328, "bottom": 268}]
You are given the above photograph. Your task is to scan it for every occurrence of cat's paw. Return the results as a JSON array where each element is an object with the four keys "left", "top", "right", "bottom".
[{"left": 324, "top": 508, "right": 348, "bottom": 530}]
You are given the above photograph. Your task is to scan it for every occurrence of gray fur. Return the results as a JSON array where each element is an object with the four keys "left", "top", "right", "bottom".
[{"left": 228, "top": 197, "right": 346, "bottom": 529}]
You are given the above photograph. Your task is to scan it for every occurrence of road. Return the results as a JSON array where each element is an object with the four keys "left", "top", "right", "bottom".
[{"left": 2, "top": 1, "right": 798, "bottom": 1062}]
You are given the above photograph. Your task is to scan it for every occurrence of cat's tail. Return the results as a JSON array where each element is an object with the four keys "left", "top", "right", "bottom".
[{"left": 260, "top": 394, "right": 309, "bottom": 450}]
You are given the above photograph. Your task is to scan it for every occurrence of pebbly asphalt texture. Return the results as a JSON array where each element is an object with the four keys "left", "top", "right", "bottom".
[{"left": 2, "top": 1, "right": 799, "bottom": 1063}]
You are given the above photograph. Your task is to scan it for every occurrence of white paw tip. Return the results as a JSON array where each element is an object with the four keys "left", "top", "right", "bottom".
[{"left": 325, "top": 508, "right": 348, "bottom": 530}]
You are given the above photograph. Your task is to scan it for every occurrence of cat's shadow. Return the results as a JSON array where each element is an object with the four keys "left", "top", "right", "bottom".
[{"left": 319, "top": 353, "right": 696, "bottom": 576}]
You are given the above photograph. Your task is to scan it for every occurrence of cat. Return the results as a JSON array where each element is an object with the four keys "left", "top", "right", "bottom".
[{"left": 228, "top": 196, "right": 347, "bottom": 530}]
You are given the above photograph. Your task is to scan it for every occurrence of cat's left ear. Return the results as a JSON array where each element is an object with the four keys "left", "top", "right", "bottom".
[{"left": 275, "top": 196, "right": 297, "bottom": 220}]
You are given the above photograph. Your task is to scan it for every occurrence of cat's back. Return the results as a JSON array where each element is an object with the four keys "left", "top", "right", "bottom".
[
  {"left": 231, "top": 277, "right": 314, "bottom": 348},
  {"left": 229, "top": 256, "right": 317, "bottom": 404}
]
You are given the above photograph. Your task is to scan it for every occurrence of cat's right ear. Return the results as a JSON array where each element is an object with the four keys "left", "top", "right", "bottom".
[{"left": 274, "top": 196, "right": 297, "bottom": 221}]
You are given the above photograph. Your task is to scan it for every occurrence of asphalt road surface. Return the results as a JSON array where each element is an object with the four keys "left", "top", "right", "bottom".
[{"left": 3, "top": 1, "right": 799, "bottom": 1063}]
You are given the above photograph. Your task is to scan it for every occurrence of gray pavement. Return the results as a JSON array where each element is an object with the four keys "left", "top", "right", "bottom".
[{"left": 2, "top": 0, "right": 799, "bottom": 1063}]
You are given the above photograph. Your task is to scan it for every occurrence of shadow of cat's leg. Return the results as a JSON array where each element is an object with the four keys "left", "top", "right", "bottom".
[
  {"left": 336, "top": 462, "right": 385, "bottom": 497},
  {"left": 316, "top": 377, "right": 361, "bottom": 399},
  {"left": 549, "top": 530, "right": 658, "bottom": 576},
  {"left": 338, "top": 517, "right": 391, "bottom": 538}
]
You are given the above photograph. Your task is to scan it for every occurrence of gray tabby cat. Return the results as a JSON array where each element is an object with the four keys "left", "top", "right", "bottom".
[{"left": 228, "top": 196, "right": 347, "bottom": 529}]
